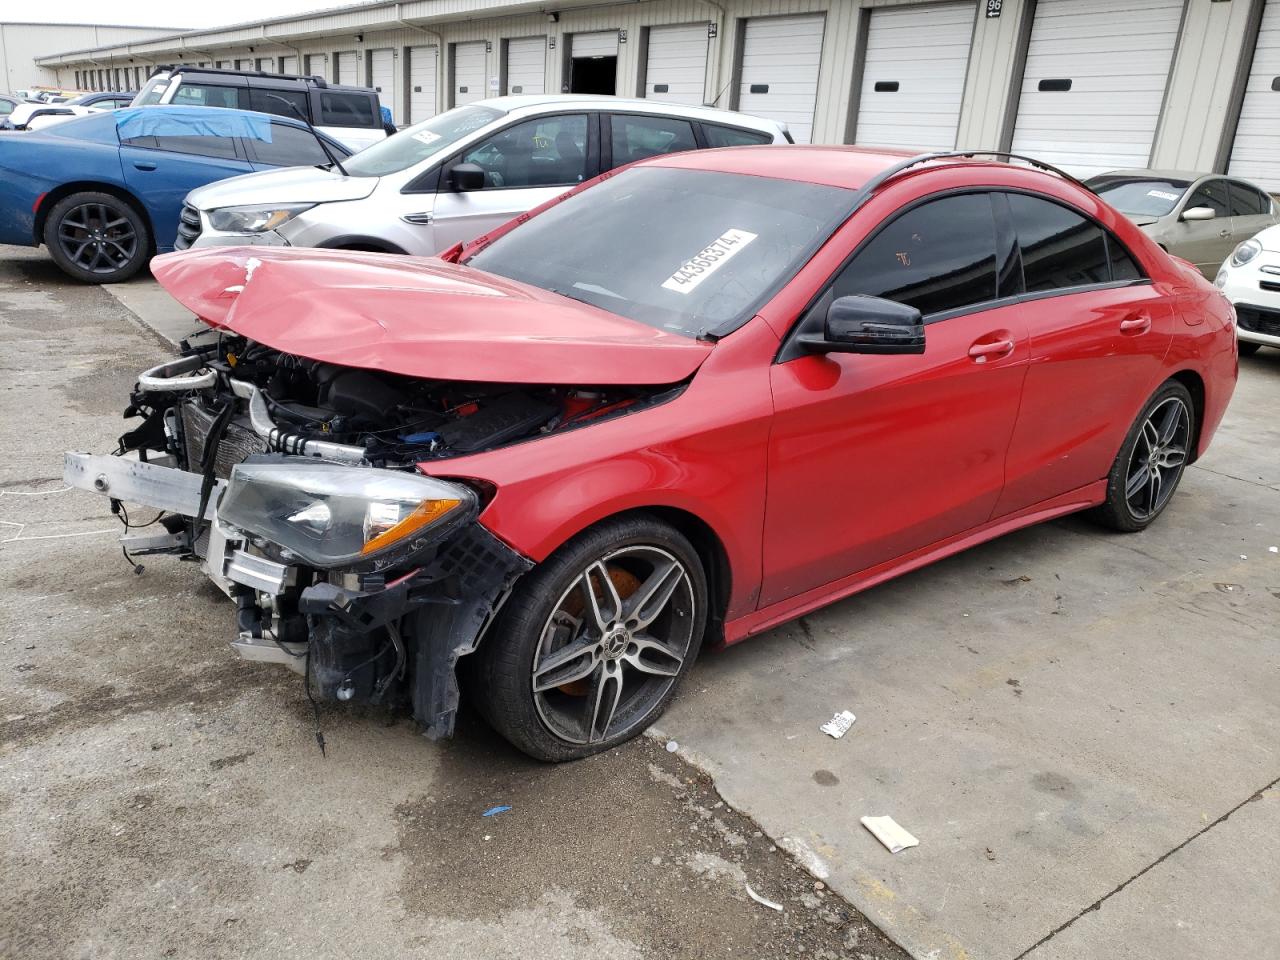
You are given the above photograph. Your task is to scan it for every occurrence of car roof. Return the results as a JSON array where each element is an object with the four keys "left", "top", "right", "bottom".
[
  {"left": 481, "top": 93, "right": 788, "bottom": 133},
  {"left": 1094, "top": 169, "right": 1212, "bottom": 183}
]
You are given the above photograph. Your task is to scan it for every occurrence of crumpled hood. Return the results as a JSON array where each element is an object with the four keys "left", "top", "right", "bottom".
[
  {"left": 186, "top": 165, "right": 377, "bottom": 209},
  {"left": 150, "top": 247, "right": 713, "bottom": 385}
]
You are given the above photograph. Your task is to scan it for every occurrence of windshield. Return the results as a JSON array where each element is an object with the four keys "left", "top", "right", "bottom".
[
  {"left": 467, "top": 167, "right": 854, "bottom": 338},
  {"left": 342, "top": 104, "right": 503, "bottom": 177},
  {"left": 133, "top": 76, "right": 169, "bottom": 106},
  {"left": 1088, "top": 176, "right": 1191, "bottom": 217}
]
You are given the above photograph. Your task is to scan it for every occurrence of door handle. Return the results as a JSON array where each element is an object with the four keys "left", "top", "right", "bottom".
[
  {"left": 968, "top": 338, "right": 1015, "bottom": 362},
  {"left": 133, "top": 161, "right": 157, "bottom": 171},
  {"left": 1119, "top": 314, "right": 1151, "bottom": 335}
]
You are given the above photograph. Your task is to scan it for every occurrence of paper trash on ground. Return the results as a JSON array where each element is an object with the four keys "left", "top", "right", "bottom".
[
  {"left": 820, "top": 710, "right": 856, "bottom": 739},
  {"left": 861, "top": 815, "right": 919, "bottom": 854}
]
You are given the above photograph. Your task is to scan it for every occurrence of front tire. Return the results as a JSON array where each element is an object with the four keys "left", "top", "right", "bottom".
[
  {"left": 43, "top": 191, "right": 150, "bottom": 284},
  {"left": 1091, "top": 380, "right": 1195, "bottom": 532},
  {"left": 472, "top": 515, "right": 708, "bottom": 762}
]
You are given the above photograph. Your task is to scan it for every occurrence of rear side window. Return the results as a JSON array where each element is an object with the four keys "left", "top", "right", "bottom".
[
  {"left": 250, "top": 87, "right": 310, "bottom": 123},
  {"left": 249, "top": 122, "right": 334, "bottom": 166},
  {"left": 1185, "top": 180, "right": 1230, "bottom": 218},
  {"left": 171, "top": 83, "right": 243, "bottom": 109},
  {"left": 1228, "top": 181, "right": 1272, "bottom": 217},
  {"left": 317, "top": 92, "right": 377, "bottom": 128},
  {"left": 120, "top": 133, "right": 240, "bottom": 160},
  {"left": 701, "top": 123, "right": 772, "bottom": 147},
  {"left": 833, "top": 193, "right": 998, "bottom": 318},
  {"left": 1008, "top": 193, "right": 1112, "bottom": 292},
  {"left": 610, "top": 114, "right": 697, "bottom": 164}
]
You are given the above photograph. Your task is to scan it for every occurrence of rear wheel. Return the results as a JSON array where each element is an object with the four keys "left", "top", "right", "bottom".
[
  {"left": 43, "top": 191, "right": 150, "bottom": 284},
  {"left": 1238, "top": 341, "right": 1261, "bottom": 357},
  {"left": 472, "top": 515, "right": 708, "bottom": 761},
  {"left": 1091, "top": 380, "right": 1195, "bottom": 532}
]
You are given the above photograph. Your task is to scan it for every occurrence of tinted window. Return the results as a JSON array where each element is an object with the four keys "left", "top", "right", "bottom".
[
  {"left": 610, "top": 114, "right": 696, "bottom": 164},
  {"left": 833, "top": 193, "right": 998, "bottom": 317},
  {"left": 1109, "top": 239, "right": 1142, "bottom": 282},
  {"left": 317, "top": 91, "right": 377, "bottom": 127},
  {"left": 1228, "top": 181, "right": 1271, "bottom": 217},
  {"left": 250, "top": 87, "right": 310, "bottom": 123},
  {"left": 171, "top": 83, "right": 242, "bottom": 109},
  {"left": 121, "top": 133, "right": 240, "bottom": 160},
  {"left": 250, "top": 122, "right": 333, "bottom": 166},
  {"left": 701, "top": 123, "right": 772, "bottom": 147},
  {"left": 461, "top": 114, "right": 588, "bottom": 188},
  {"left": 1185, "top": 180, "right": 1230, "bottom": 218},
  {"left": 468, "top": 166, "right": 851, "bottom": 337},
  {"left": 1008, "top": 193, "right": 1110, "bottom": 292}
]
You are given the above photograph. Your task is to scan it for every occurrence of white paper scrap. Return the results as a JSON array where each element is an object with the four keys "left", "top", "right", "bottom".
[
  {"left": 820, "top": 710, "right": 856, "bottom": 739},
  {"left": 861, "top": 815, "right": 919, "bottom": 854}
]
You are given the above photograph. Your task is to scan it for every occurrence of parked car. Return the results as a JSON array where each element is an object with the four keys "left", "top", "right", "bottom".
[
  {"left": 1087, "top": 169, "right": 1280, "bottom": 278},
  {"left": 0, "top": 94, "right": 20, "bottom": 118},
  {"left": 64, "top": 148, "right": 1237, "bottom": 761},
  {"left": 133, "top": 65, "right": 386, "bottom": 152},
  {"left": 179, "top": 95, "right": 791, "bottom": 256},
  {"left": 1, "top": 91, "right": 136, "bottom": 131},
  {"left": 1213, "top": 221, "right": 1280, "bottom": 355},
  {"left": 0, "top": 105, "right": 351, "bottom": 283}
]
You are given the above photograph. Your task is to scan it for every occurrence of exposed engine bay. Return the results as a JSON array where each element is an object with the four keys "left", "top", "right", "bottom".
[{"left": 64, "top": 333, "right": 683, "bottom": 744}]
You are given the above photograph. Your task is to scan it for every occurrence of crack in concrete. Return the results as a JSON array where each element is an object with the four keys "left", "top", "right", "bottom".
[
  {"left": 1188, "top": 462, "right": 1280, "bottom": 492},
  {"left": 1013, "top": 772, "right": 1280, "bottom": 958}
]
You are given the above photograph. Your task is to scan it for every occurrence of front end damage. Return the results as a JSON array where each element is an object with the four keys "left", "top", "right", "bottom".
[{"left": 65, "top": 334, "right": 674, "bottom": 739}]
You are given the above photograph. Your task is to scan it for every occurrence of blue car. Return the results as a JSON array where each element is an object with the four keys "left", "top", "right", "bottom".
[{"left": 0, "top": 105, "right": 352, "bottom": 283}]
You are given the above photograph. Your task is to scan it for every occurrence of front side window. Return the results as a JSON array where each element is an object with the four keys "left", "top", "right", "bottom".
[
  {"left": 1087, "top": 176, "right": 1190, "bottom": 218},
  {"left": 610, "top": 114, "right": 696, "bottom": 165},
  {"left": 341, "top": 104, "right": 502, "bottom": 177},
  {"left": 250, "top": 88, "right": 310, "bottom": 123},
  {"left": 460, "top": 114, "right": 589, "bottom": 189},
  {"left": 1185, "top": 180, "right": 1230, "bottom": 218},
  {"left": 832, "top": 193, "right": 998, "bottom": 317},
  {"left": 317, "top": 92, "right": 377, "bottom": 128},
  {"left": 701, "top": 123, "right": 773, "bottom": 147},
  {"left": 1228, "top": 180, "right": 1272, "bottom": 217},
  {"left": 171, "top": 83, "right": 243, "bottom": 109},
  {"left": 467, "top": 166, "right": 852, "bottom": 337},
  {"left": 1007, "top": 193, "right": 1137, "bottom": 291}
]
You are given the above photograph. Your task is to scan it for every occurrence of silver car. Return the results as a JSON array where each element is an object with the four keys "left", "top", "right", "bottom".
[
  {"left": 179, "top": 94, "right": 790, "bottom": 256},
  {"left": 1087, "top": 169, "right": 1280, "bottom": 278}
]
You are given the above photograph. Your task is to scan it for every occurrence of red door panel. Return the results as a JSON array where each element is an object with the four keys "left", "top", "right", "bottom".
[
  {"left": 994, "top": 285, "right": 1174, "bottom": 517},
  {"left": 762, "top": 302, "right": 1029, "bottom": 608}
]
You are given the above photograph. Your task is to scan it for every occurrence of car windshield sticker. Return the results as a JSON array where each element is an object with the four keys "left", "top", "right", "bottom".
[
  {"left": 662, "top": 229, "right": 758, "bottom": 294},
  {"left": 412, "top": 130, "right": 442, "bottom": 145},
  {"left": 1148, "top": 189, "right": 1181, "bottom": 202}
]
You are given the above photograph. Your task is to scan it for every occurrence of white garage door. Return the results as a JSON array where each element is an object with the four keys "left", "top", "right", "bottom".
[
  {"left": 1010, "top": 0, "right": 1185, "bottom": 177},
  {"left": 644, "top": 23, "right": 708, "bottom": 105},
  {"left": 572, "top": 31, "right": 619, "bottom": 58},
  {"left": 236, "top": 59, "right": 252, "bottom": 72},
  {"left": 336, "top": 51, "right": 359, "bottom": 86},
  {"left": 1229, "top": 0, "right": 1280, "bottom": 193},
  {"left": 280, "top": 55, "right": 298, "bottom": 75},
  {"left": 737, "top": 15, "right": 825, "bottom": 144},
  {"left": 217, "top": 60, "right": 233, "bottom": 71},
  {"left": 255, "top": 57, "right": 272, "bottom": 73},
  {"left": 453, "top": 41, "right": 487, "bottom": 106},
  {"left": 370, "top": 48, "right": 394, "bottom": 109},
  {"left": 855, "top": 2, "right": 976, "bottom": 151},
  {"left": 506, "top": 36, "right": 546, "bottom": 95},
  {"left": 304, "top": 54, "right": 324, "bottom": 78},
  {"left": 409, "top": 45, "right": 438, "bottom": 122}
]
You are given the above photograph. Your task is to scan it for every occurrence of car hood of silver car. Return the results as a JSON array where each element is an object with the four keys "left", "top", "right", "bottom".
[{"left": 187, "top": 165, "right": 378, "bottom": 211}]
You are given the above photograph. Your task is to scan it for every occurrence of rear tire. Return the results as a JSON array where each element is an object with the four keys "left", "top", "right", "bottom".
[
  {"left": 1238, "top": 341, "right": 1261, "bottom": 357},
  {"left": 43, "top": 191, "right": 150, "bottom": 284},
  {"left": 1090, "top": 380, "right": 1195, "bottom": 532},
  {"left": 471, "top": 514, "right": 708, "bottom": 762}
]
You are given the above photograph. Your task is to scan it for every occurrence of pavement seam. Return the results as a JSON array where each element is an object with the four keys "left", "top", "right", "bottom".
[
  {"left": 1188, "top": 462, "right": 1280, "bottom": 492},
  {"left": 1012, "top": 772, "right": 1280, "bottom": 959}
]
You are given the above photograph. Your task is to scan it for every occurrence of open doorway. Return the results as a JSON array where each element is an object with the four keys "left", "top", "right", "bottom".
[{"left": 570, "top": 56, "right": 617, "bottom": 95}]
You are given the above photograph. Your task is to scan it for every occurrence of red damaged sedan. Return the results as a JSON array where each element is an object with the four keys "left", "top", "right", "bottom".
[{"left": 65, "top": 147, "right": 1237, "bottom": 761}]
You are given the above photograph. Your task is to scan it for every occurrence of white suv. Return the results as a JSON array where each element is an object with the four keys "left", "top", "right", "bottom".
[{"left": 178, "top": 95, "right": 791, "bottom": 257}]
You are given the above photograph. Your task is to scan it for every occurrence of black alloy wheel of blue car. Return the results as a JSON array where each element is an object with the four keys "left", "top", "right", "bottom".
[{"left": 43, "top": 191, "right": 151, "bottom": 284}]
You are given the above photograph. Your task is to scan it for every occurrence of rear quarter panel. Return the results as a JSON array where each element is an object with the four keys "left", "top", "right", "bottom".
[
  {"left": 0, "top": 136, "right": 126, "bottom": 245},
  {"left": 1163, "top": 261, "right": 1238, "bottom": 456}
]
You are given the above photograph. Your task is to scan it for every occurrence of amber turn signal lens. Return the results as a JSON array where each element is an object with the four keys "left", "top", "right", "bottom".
[{"left": 361, "top": 499, "right": 460, "bottom": 555}]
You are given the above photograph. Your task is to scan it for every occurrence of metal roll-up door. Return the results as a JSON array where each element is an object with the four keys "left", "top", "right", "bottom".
[
  {"left": 236, "top": 59, "right": 252, "bottom": 72},
  {"left": 505, "top": 36, "right": 546, "bottom": 95},
  {"left": 336, "top": 51, "right": 359, "bottom": 86},
  {"left": 736, "top": 14, "right": 825, "bottom": 144},
  {"left": 304, "top": 54, "right": 323, "bottom": 78},
  {"left": 280, "top": 55, "right": 298, "bottom": 75},
  {"left": 453, "top": 41, "right": 487, "bottom": 106},
  {"left": 256, "top": 58, "right": 272, "bottom": 73},
  {"left": 855, "top": 2, "right": 976, "bottom": 151},
  {"left": 370, "top": 48, "right": 394, "bottom": 109},
  {"left": 1010, "top": 0, "right": 1185, "bottom": 177},
  {"left": 409, "top": 45, "right": 438, "bottom": 121},
  {"left": 1229, "top": 0, "right": 1280, "bottom": 193},
  {"left": 217, "top": 60, "right": 233, "bottom": 71},
  {"left": 644, "top": 23, "right": 709, "bottom": 105},
  {"left": 572, "top": 31, "right": 619, "bottom": 59}
]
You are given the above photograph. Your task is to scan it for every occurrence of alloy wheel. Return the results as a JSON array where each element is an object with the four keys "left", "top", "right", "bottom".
[
  {"left": 56, "top": 201, "right": 138, "bottom": 276},
  {"left": 531, "top": 545, "right": 696, "bottom": 745},
  {"left": 1124, "top": 396, "right": 1191, "bottom": 522}
]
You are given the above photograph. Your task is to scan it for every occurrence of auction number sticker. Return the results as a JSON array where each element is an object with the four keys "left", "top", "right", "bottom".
[
  {"left": 1148, "top": 189, "right": 1180, "bottom": 202},
  {"left": 662, "top": 228, "right": 758, "bottom": 294}
]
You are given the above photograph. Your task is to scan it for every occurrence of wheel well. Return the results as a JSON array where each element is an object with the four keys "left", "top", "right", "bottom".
[
  {"left": 321, "top": 236, "right": 408, "bottom": 255},
  {"left": 1168, "top": 370, "right": 1205, "bottom": 462},
  {"left": 34, "top": 182, "right": 154, "bottom": 252}
]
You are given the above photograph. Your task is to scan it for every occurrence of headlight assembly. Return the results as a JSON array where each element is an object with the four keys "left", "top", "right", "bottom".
[
  {"left": 1230, "top": 239, "right": 1262, "bottom": 268},
  {"left": 218, "top": 460, "right": 476, "bottom": 569},
  {"left": 208, "top": 203, "right": 315, "bottom": 234}
]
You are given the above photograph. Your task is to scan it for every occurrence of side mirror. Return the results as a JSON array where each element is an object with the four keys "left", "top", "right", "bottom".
[
  {"left": 449, "top": 162, "right": 486, "bottom": 192},
  {"left": 801, "top": 295, "right": 925, "bottom": 355},
  {"left": 1181, "top": 205, "right": 1216, "bottom": 222}
]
